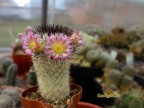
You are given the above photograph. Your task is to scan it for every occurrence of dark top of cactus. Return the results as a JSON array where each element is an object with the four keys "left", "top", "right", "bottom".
[
  {"left": 34, "top": 25, "right": 73, "bottom": 36},
  {"left": 112, "top": 27, "right": 125, "bottom": 34}
]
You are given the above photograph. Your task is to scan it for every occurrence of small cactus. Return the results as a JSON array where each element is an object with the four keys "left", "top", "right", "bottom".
[
  {"left": 95, "top": 51, "right": 110, "bottom": 68},
  {"left": 27, "top": 66, "right": 37, "bottom": 86},
  {"left": 105, "top": 60, "right": 119, "bottom": 69},
  {"left": 0, "top": 58, "right": 12, "bottom": 76},
  {"left": 0, "top": 95, "right": 16, "bottom": 108},
  {"left": 2, "top": 58, "right": 12, "bottom": 76},
  {"left": 78, "top": 42, "right": 98, "bottom": 54},
  {"left": 86, "top": 49, "right": 99, "bottom": 63},
  {"left": 98, "top": 34, "right": 128, "bottom": 48},
  {"left": 5, "top": 63, "right": 18, "bottom": 86},
  {"left": 0, "top": 57, "right": 5, "bottom": 75},
  {"left": 120, "top": 75, "right": 134, "bottom": 90},
  {"left": 107, "top": 69, "right": 123, "bottom": 86},
  {"left": 114, "top": 89, "right": 144, "bottom": 108},
  {"left": 121, "top": 65, "right": 135, "bottom": 78}
]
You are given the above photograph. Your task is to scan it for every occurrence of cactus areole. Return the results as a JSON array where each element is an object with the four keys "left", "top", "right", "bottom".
[{"left": 19, "top": 25, "right": 84, "bottom": 107}]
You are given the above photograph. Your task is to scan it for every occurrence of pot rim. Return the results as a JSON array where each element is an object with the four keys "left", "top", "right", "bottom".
[
  {"left": 21, "top": 83, "right": 82, "bottom": 108},
  {"left": 78, "top": 102, "right": 102, "bottom": 108}
]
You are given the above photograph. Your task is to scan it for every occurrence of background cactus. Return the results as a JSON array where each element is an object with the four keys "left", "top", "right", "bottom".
[
  {"left": 86, "top": 49, "right": 100, "bottom": 63},
  {"left": 105, "top": 60, "right": 119, "bottom": 70},
  {"left": 86, "top": 28, "right": 105, "bottom": 37},
  {"left": 0, "top": 58, "right": 12, "bottom": 76},
  {"left": 5, "top": 63, "right": 18, "bottom": 86},
  {"left": 27, "top": 66, "right": 37, "bottom": 86},
  {"left": 114, "top": 89, "right": 144, "bottom": 108},
  {"left": 121, "top": 65, "right": 135, "bottom": 78},
  {"left": 120, "top": 75, "right": 134, "bottom": 90},
  {"left": 129, "top": 39, "right": 144, "bottom": 59},
  {"left": 107, "top": 69, "right": 123, "bottom": 86},
  {"left": 0, "top": 57, "right": 5, "bottom": 75},
  {"left": 98, "top": 34, "right": 129, "bottom": 48},
  {"left": 1, "top": 58, "right": 13, "bottom": 76},
  {"left": 0, "top": 95, "right": 16, "bottom": 108}
]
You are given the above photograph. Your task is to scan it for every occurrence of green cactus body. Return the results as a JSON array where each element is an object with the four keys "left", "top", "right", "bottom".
[
  {"left": 108, "top": 69, "right": 123, "bottom": 86},
  {"left": 0, "top": 57, "right": 5, "bottom": 75},
  {"left": 120, "top": 75, "right": 133, "bottom": 90},
  {"left": 86, "top": 49, "right": 100, "bottom": 63},
  {"left": 28, "top": 68, "right": 37, "bottom": 86},
  {"left": 96, "top": 52, "right": 110, "bottom": 68},
  {"left": 105, "top": 60, "right": 119, "bottom": 69},
  {"left": 115, "top": 90, "right": 144, "bottom": 108},
  {"left": 0, "top": 95, "right": 16, "bottom": 108},
  {"left": 129, "top": 98, "right": 144, "bottom": 108},
  {"left": 122, "top": 65, "right": 135, "bottom": 78},
  {"left": 0, "top": 58, "right": 12, "bottom": 75},
  {"left": 2, "top": 58, "right": 12, "bottom": 76},
  {"left": 6, "top": 64, "right": 17, "bottom": 86},
  {"left": 32, "top": 54, "right": 70, "bottom": 101},
  {"left": 78, "top": 42, "right": 98, "bottom": 54}
]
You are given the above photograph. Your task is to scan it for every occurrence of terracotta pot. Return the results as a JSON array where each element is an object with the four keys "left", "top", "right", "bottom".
[
  {"left": 77, "top": 102, "right": 102, "bottom": 108},
  {"left": 12, "top": 54, "right": 33, "bottom": 77},
  {"left": 21, "top": 83, "right": 82, "bottom": 108}
]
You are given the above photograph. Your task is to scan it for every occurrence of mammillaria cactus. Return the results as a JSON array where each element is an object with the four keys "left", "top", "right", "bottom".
[
  {"left": 0, "top": 95, "right": 16, "bottom": 108},
  {"left": 112, "top": 26, "right": 125, "bottom": 34},
  {"left": 121, "top": 65, "right": 135, "bottom": 78},
  {"left": 86, "top": 49, "right": 99, "bottom": 63},
  {"left": 114, "top": 89, "right": 144, "bottom": 108},
  {"left": 107, "top": 69, "right": 123, "bottom": 86},
  {"left": 19, "top": 25, "right": 84, "bottom": 104},
  {"left": 120, "top": 75, "right": 134, "bottom": 90},
  {"left": 129, "top": 39, "right": 144, "bottom": 59},
  {"left": 98, "top": 34, "right": 128, "bottom": 48},
  {"left": 105, "top": 60, "right": 119, "bottom": 69},
  {"left": 5, "top": 63, "right": 18, "bottom": 86}
]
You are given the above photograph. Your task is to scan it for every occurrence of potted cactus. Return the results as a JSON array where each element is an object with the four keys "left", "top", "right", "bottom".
[{"left": 19, "top": 25, "right": 84, "bottom": 108}]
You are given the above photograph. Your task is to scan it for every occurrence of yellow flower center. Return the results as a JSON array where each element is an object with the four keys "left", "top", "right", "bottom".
[
  {"left": 29, "top": 41, "right": 43, "bottom": 52},
  {"left": 52, "top": 43, "right": 65, "bottom": 54},
  {"left": 29, "top": 41, "right": 36, "bottom": 49}
]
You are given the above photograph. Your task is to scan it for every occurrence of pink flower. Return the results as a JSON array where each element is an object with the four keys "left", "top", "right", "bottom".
[
  {"left": 71, "top": 29, "right": 84, "bottom": 46},
  {"left": 19, "top": 31, "right": 43, "bottom": 55},
  {"left": 44, "top": 33, "right": 74, "bottom": 60}
]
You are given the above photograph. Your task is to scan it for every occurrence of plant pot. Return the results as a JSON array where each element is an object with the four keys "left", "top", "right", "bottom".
[
  {"left": 134, "top": 74, "right": 144, "bottom": 88},
  {"left": 21, "top": 83, "right": 82, "bottom": 108},
  {"left": 70, "top": 65, "right": 115, "bottom": 107},
  {"left": 12, "top": 54, "right": 33, "bottom": 78},
  {"left": 77, "top": 102, "right": 102, "bottom": 108}
]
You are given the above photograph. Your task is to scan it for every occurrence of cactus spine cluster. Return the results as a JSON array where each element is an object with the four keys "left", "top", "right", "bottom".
[
  {"left": 32, "top": 54, "right": 70, "bottom": 101},
  {"left": 5, "top": 64, "right": 18, "bottom": 86}
]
